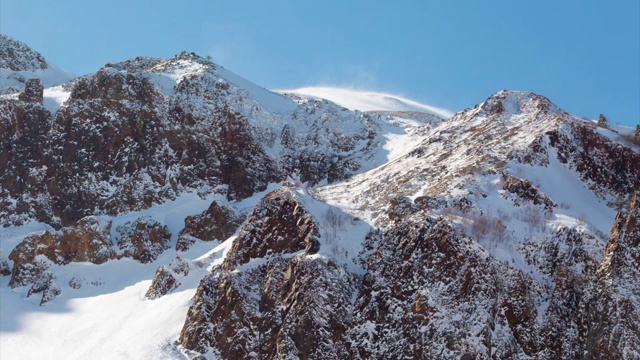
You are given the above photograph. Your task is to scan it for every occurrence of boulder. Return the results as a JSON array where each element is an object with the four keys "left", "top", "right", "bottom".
[
  {"left": 116, "top": 216, "right": 171, "bottom": 263},
  {"left": 18, "top": 78, "right": 44, "bottom": 103}
]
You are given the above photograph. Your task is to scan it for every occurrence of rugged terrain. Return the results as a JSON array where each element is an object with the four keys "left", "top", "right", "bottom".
[{"left": 1, "top": 34, "right": 639, "bottom": 359}]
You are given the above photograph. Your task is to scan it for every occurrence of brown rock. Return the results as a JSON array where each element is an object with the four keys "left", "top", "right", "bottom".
[
  {"left": 502, "top": 173, "right": 556, "bottom": 211},
  {"left": 18, "top": 78, "right": 44, "bottom": 103},
  {"left": 223, "top": 187, "right": 320, "bottom": 270},
  {"left": 8, "top": 216, "right": 115, "bottom": 288},
  {"left": 176, "top": 201, "right": 242, "bottom": 251},
  {"left": 578, "top": 194, "right": 640, "bottom": 359},
  {"left": 180, "top": 256, "right": 356, "bottom": 359},
  {"left": 146, "top": 256, "right": 190, "bottom": 300},
  {"left": 116, "top": 216, "right": 171, "bottom": 263},
  {"left": 548, "top": 123, "right": 640, "bottom": 196}
]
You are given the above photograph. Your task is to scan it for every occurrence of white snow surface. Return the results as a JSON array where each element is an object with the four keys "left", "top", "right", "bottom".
[
  {"left": 42, "top": 85, "right": 72, "bottom": 116},
  {"left": 278, "top": 86, "right": 454, "bottom": 118},
  {"left": 0, "top": 187, "right": 278, "bottom": 360},
  {"left": 0, "top": 62, "right": 75, "bottom": 95}
]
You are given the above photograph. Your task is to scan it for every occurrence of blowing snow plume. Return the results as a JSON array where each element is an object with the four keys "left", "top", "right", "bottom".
[{"left": 277, "top": 86, "right": 454, "bottom": 118}]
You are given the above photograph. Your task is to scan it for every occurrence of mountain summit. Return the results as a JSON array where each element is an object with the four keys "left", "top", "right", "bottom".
[
  {"left": 1, "top": 37, "right": 639, "bottom": 359},
  {"left": 0, "top": 34, "right": 74, "bottom": 95}
]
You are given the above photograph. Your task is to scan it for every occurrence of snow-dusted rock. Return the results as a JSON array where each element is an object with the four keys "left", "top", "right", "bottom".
[
  {"left": 582, "top": 194, "right": 640, "bottom": 359},
  {"left": 222, "top": 187, "right": 320, "bottom": 270},
  {"left": 145, "top": 255, "right": 191, "bottom": 300},
  {"left": 116, "top": 216, "right": 171, "bottom": 263},
  {"left": 8, "top": 216, "right": 114, "bottom": 288},
  {"left": 18, "top": 78, "right": 44, "bottom": 103},
  {"left": 0, "top": 33, "right": 74, "bottom": 95},
  {"left": 176, "top": 200, "right": 242, "bottom": 251}
]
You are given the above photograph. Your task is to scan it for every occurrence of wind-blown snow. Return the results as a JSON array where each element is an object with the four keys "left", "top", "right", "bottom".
[{"left": 278, "top": 86, "right": 454, "bottom": 118}]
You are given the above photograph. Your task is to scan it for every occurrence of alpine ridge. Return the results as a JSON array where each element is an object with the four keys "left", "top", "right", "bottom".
[{"left": 1, "top": 35, "right": 639, "bottom": 360}]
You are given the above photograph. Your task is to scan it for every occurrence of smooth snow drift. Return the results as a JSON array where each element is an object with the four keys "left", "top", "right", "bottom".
[{"left": 278, "top": 86, "right": 454, "bottom": 118}]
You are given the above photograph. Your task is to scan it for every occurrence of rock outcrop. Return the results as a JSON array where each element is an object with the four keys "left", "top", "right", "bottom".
[
  {"left": 222, "top": 187, "right": 320, "bottom": 270},
  {"left": 548, "top": 122, "right": 640, "bottom": 197},
  {"left": 581, "top": 194, "right": 640, "bottom": 359},
  {"left": 145, "top": 255, "right": 192, "bottom": 300},
  {"left": 9, "top": 216, "right": 114, "bottom": 288},
  {"left": 176, "top": 200, "right": 243, "bottom": 251},
  {"left": 0, "top": 34, "right": 47, "bottom": 72},
  {"left": 502, "top": 173, "right": 556, "bottom": 211},
  {"left": 180, "top": 187, "right": 351, "bottom": 359},
  {"left": 18, "top": 78, "right": 44, "bottom": 103},
  {"left": 116, "top": 217, "right": 171, "bottom": 263}
]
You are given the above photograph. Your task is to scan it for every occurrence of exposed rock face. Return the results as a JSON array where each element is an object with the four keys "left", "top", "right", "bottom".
[
  {"left": 18, "top": 78, "right": 44, "bottom": 103},
  {"left": 180, "top": 257, "right": 356, "bottom": 360},
  {"left": 0, "top": 96, "right": 55, "bottom": 226},
  {"left": 3, "top": 38, "right": 640, "bottom": 358},
  {"left": 2, "top": 52, "right": 383, "bottom": 228},
  {"left": 116, "top": 216, "right": 171, "bottom": 263},
  {"left": 348, "top": 216, "right": 543, "bottom": 359},
  {"left": 502, "top": 173, "right": 556, "bottom": 211},
  {"left": 176, "top": 200, "right": 243, "bottom": 251},
  {"left": 0, "top": 33, "right": 73, "bottom": 95},
  {"left": 582, "top": 194, "right": 640, "bottom": 359},
  {"left": 145, "top": 255, "right": 191, "bottom": 300},
  {"left": 180, "top": 187, "right": 351, "bottom": 359},
  {"left": 548, "top": 122, "right": 640, "bottom": 196},
  {"left": 222, "top": 187, "right": 320, "bottom": 269},
  {"left": 9, "top": 217, "right": 114, "bottom": 288}
]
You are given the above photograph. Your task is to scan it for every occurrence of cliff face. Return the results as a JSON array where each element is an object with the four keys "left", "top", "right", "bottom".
[
  {"left": 581, "top": 195, "right": 640, "bottom": 359},
  {"left": 180, "top": 188, "right": 356, "bottom": 360}
]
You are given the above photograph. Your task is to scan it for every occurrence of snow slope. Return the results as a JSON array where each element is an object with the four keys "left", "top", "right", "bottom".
[
  {"left": 278, "top": 86, "right": 454, "bottom": 118},
  {"left": 0, "top": 187, "right": 281, "bottom": 360}
]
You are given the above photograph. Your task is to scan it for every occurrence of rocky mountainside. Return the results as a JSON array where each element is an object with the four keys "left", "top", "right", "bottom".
[
  {"left": 0, "top": 34, "right": 74, "bottom": 95},
  {"left": 1, "top": 36, "right": 639, "bottom": 360}
]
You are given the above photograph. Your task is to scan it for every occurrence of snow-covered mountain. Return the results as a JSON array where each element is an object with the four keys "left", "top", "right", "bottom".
[
  {"left": 0, "top": 34, "right": 74, "bottom": 95},
  {"left": 1, "top": 35, "right": 639, "bottom": 360}
]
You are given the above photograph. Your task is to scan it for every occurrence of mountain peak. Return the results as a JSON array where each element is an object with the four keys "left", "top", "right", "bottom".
[
  {"left": 0, "top": 33, "right": 75, "bottom": 95},
  {"left": 479, "top": 89, "right": 561, "bottom": 117},
  {"left": 0, "top": 33, "right": 47, "bottom": 72}
]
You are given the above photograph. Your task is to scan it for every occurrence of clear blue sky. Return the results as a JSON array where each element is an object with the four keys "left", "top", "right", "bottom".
[{"left": 1, "top": 1, "right": 638, "bottom": 126}]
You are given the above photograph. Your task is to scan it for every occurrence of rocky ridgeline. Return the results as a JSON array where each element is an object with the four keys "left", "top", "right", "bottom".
[
  {"left": 2, "top": 37, "right": 640, "bottom": 358},
  {"left": 1, "top": 52, "right": 382, "bottom": 228},
  {"left": 0, "top": 34, "right": 47, "bottom": 72}
]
